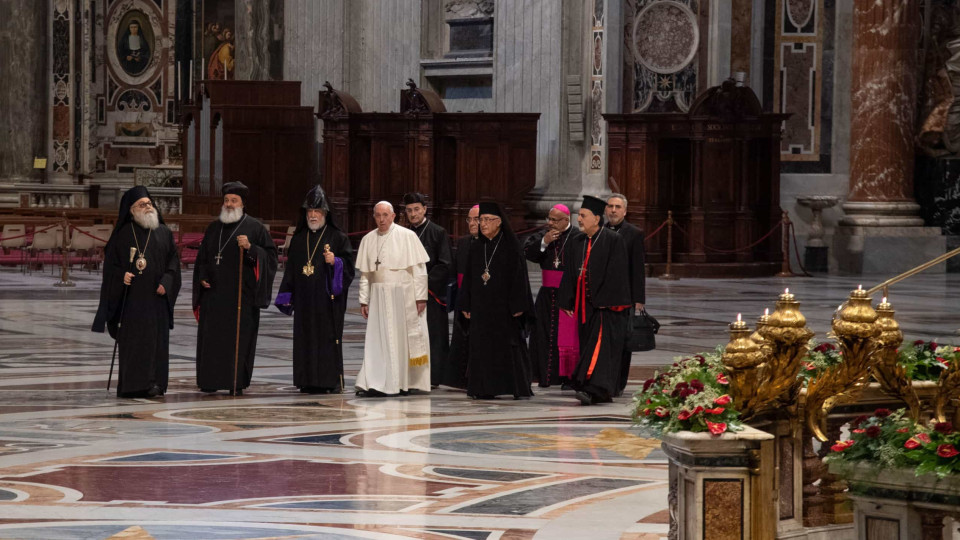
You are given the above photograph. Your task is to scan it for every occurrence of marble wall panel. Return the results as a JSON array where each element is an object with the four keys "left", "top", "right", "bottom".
[
  {"left": 702, "top": 479, "right": 744, "bottom": 539},
  {"left": 773, "top": 0, "right": 824, "bottom": 163},
  {"left": 730, "top": 0, "right": 752, "bottom": 77},
  {"left": 623, "top": 0, "right": 701, "bottom": 113}
]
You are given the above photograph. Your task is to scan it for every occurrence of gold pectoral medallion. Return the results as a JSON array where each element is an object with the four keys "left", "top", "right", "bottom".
[
  {"left": 135, "top": 256, "right": 147, "bottom": 274},
  {"left": 481, "top": 268, "right": 491, "bottom": 285},
  {"left": 302, "top": 263, "right": 315, "bottom": 277}
]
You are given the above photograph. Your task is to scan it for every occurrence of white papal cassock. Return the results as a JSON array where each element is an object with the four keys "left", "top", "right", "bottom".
[{"left": 355, "top": 223, "right": 432, "bottom": 393}]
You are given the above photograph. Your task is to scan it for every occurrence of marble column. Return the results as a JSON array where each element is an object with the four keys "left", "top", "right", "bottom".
[
  {"left": 235, "top": 0, "right": 282, "bottom": 81},
  {"left": 835, "top": 0, "right": 944, "bottom": 273},
  {"left": 0, "top": 0, "right": 49, "bottom": 185}
]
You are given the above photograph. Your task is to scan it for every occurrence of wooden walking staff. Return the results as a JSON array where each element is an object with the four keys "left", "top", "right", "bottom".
[
  {"left": 232, "top": 244, "right": 243, "bottom": 397},
  {"left": 108, "top": 247, "right": 138, "bottom": 392}
]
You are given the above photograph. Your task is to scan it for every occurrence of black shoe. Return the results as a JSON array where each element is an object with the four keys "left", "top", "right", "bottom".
[
  {"left": 575, "top": 391, "right": 594, "bottom": 406},
  {"left": 146, "top": 385, "right": 162, "bottom": 398},
  {"left": 538, "top": 383, "right": 550, "bottom": 388},
  {"left": 200, "top": 388, "right": 217, "bottom": 393},
  {"left": 596, "top": 395, "right": 613, "bottom": 404},
  {"left": 561, "top": 383, "right": 573, "bottom": 391}
]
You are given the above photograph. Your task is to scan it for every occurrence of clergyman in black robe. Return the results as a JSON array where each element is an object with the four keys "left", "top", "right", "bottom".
[
  {"left": 442, "top": 204, "right": 479, "bottom": 389},
  {"left": 604, "top": 193, "right": 647, "bottom": 396},
  {"left": 459, "top": 202, "right": 534, "bottom": 399},
  {"left": 403, "top": 192, "right": 452, "bottom": 387},
  {"left": 558, "top": 195, "right": 632, "bottom": 406},
  {"left": 192, "top": 181, "right": 278, "bottom": 395},
  {"left": 524, "top": 203, "right": 582, "bottom": 388},
  {"left": 93, "top": 186, "right": 181, "bottom": 398},
  {"left": 275, "top": 186, "right": 355, "bottom": 393}
]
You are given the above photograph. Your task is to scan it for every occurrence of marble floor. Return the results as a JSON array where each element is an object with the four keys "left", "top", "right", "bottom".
[{"left": 0, "top": 265, "right": 958, "bottom": 539}]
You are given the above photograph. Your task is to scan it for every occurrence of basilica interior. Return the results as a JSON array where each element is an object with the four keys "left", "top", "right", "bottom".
[{"left": 1, "top": 0, "right": 960, "bottom": 539}]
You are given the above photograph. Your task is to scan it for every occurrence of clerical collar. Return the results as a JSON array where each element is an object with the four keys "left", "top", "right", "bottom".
[
  {"left": 483, "top": 230, "right": 503, "bottom": 243},
  {"left": 607, "top": 220, "right": 623, "bottom": 231}
]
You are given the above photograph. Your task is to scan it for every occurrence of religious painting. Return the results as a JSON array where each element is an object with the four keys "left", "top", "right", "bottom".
[
  {"left": 202, "top": 0, "right": 236, "bottom": 80},
  {"left": 115, "top": 10, "right": 155, "bottom": 77}
]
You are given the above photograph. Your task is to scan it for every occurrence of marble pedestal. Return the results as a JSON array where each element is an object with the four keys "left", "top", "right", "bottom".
[
  {"left": 661, "top": 426, "right": 776, "bottom": 540},
  {"left": 834, "top": 202, "right": 945, "bottom": 275}
]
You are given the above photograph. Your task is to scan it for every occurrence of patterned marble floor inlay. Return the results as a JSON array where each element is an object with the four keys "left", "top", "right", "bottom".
[{"left": 3, "top": 268, "right": 958, "bottom": 538}]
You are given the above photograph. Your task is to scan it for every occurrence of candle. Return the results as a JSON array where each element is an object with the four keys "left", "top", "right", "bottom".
[
  {"left": 764, "top": 308, "right": 769, "bottom": 316},
  {"left": 882, "top": 296, "right": 887, "bottom": 304},
  {"left": 857, "top": 284, "right": 862, "bottom": 291},
  {"left": 785, "top": 288, "right": 789, "bottom": 294},
  {"left": 737, "top": 313, "right": 742, "bottom": 322}
]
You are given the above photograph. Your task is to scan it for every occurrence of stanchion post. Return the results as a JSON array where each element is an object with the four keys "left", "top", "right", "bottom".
[
  {"left": 54, "top": 213, "right": 75, "bottom": 287},
  {"left": 776, "top": 211, "right": 795, "bottom": 278},
  {"left": 660, "top": 211, "right": 679, "bottom": 281}
]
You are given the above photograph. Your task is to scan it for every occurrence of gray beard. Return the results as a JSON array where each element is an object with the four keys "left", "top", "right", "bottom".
[
  {"left": 132, "top": 209, "right": 159, "bottom": 230},
  {"left": 220, "top": 206, "right": 244, "bottom": 224},
  {"left": 307, "top": 219, "right": 325, "bottom": 232}
]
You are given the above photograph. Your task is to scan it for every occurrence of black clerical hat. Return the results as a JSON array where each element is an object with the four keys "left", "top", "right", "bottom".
[
  {"left": 478, "top": 201, "right": 502, "bottom": 217},
  {"left": 302, "top": 185, "right": 330, "bottom": 212},
  {"left": 580, "top": 195, "right": 606, "bottom": 217},
  {"left": 402, "top": 192, "right": 427, "bottom": 206},
  {"left": 223, "top": 181, "right": 249, "bottom": 202}
]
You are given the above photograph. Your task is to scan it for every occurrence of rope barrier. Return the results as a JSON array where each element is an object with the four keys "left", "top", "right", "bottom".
[
  {"left": 67, "top": 225, "right": 110, "bottom": 244},
  {"left": 672, "top": 220, "right": 782, "bottom": 254},
  {"left": 0, "top": 223, "right": 59, "bottom": 243},
  {"left": 644, "top": 219, "right": 669, "bottom": 242}
]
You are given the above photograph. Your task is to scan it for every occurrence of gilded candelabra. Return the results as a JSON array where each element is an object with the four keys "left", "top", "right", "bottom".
[
  {"left": 872, "top": 297, "right": 921, "bottom": 421},
  {"left": 721, "top": 314, "right": 765, "bottom": 418},
  {"left": 934, "top": 356, "right": 960, "bottom": 424},
  {"left": 805, "top": 287, "right": 880, "bottom": 441},
  {"left": 757, "top": 289, "right": 814, "bottom": 408}
]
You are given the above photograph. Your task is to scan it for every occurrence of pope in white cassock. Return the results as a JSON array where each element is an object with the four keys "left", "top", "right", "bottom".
[{"left": 355, "top": 201, "right": 432, "bottom": 396}]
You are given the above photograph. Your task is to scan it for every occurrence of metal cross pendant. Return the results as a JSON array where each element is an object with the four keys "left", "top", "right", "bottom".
[
  {"left": 375, "top": 259, "right": 381, "bottom": 270},
  {"left": 215, "top": 253, "right": 223, "bottom": 265},
  {"left": 481, "top": 268, "right": 491, "bottom": 285}
]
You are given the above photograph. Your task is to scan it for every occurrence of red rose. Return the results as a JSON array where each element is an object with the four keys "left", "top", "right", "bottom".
[
  {"left": 677, "top": 410, "right": 692, "bottom": 421},
  {"left": 714, "top": 394, "right": 731, "bottom": 406},
  {"left": 874, "top": 408, "right": 891, "bottom": 418},
  {"left": 642, "top": 379, "right": 656, "bottom": 392},
  {"left": 851, "top": 415, "right": 868, "bottom": 428},
  {"left": 934, "top": 422, "right": 954, "bottom": 434},
  {"left": 706, "top": 421, "right": 727, "bottom": 436},
  {"left": 645, "top": 398, "right": 652, "bottom": 404},
  {"left": 643, "top": 408, "right": 651, "bottom": 416},
  {"left": 705, "top": 407, "right": 725, "bottom": 415},
  {"left": 716, "top": 373, "right": 729, "bottom": 385},
  {"left": 904, "top": 438, "right": 921, "bottom": 450},
  {"left": 865, "top": 426, "right": 881, "bottom": 438},
  {"left": 689, "top": 379, "right": 705, "bottom": 392},
  {"left": 936, "top": 444, "right": 959, "bottom": 458},
  {"left": 913, "top": 339, "right": 925, "bottom": 346},
  {"left": 917, "top": 432, "right": 932, "bottom": 444},
  {"left": 929, "top": 342, "right": 939, "bottom": 351},
  {"left": 654, "top": 407, "right": 669, "bottom": 417}
]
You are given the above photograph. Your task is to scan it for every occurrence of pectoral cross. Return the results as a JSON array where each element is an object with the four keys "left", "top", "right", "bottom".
[
  {"left": 215, "top": 253, "right": 223, "bottom": 265},
  {"left": 375, "top": 259, "right": 381, "bottom": 270}
]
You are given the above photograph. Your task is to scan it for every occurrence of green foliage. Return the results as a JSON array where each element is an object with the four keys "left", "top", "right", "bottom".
[{"left": 631, "top": 346, "right": 743, "bottom": 437}]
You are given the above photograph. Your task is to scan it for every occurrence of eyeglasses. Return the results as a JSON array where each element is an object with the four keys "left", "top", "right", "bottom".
[
  {"left": 478, "top": 217, "right": 501, "bottom": 223},
  {"left": 465, "top": 217, "right": 479, "bottom": 224},
  {"left": 133, "top": 201, "right": 153, "bottom": 209},
  {"left": 546, "top": 216, "right": 568, "bottom": 223}
]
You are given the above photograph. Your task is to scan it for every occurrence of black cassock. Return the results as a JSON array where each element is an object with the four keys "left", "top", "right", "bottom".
[
  {"left": 606, "top": 220, "right": 646, "bottom": 393},
  {"left": 192, "top": 216, "right": 277, "bottom": 391},
  {"left": 523, "top": 226, "right": 581, "bottom": 387},
  {"left": 557, "top": 227, "right": 632, "bottom": 400},
  {"left": 459, "top": 231, "right": 534, "bottom": 398},
  {"left": 411, "top": 219, "right": 452, "bottom": 386},
  {"left": 276, "top": 225, "right": 355, "bottom": 391},
  {"left": 442, "top": 233, "right": 476, "bottom": 389},
  {"left": 93, "top": 223, "right": 181, "bottom": 396}
]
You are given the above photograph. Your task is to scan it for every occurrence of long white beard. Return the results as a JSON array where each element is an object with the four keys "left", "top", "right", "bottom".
[
  {"left": 132, "top": 209, "right": 159, "bottom": 230},
  {"left": 307, "top": 218, "right": 325, "bottom": 232},
  {"left": 220, "top": 206, "right": 244, "bottom": 224}
]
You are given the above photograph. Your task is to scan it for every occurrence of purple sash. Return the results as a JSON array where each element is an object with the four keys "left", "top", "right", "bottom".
[{"left": 542, "top": 270, "right": 578, "bottom": 376}]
